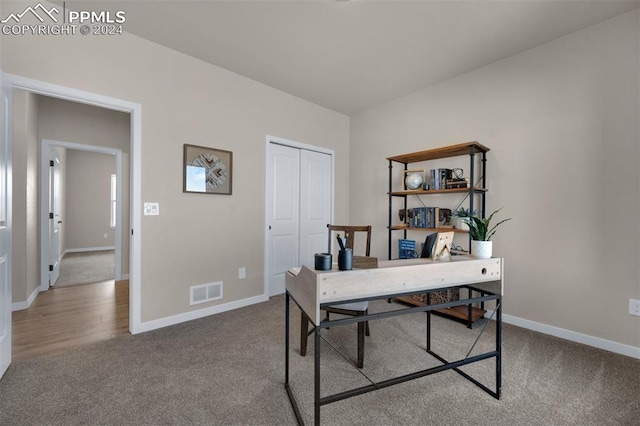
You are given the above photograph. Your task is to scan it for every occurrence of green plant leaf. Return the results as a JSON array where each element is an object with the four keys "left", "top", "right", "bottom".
[
  {"left": 486, "top": 218, "right": 512, "bottom": 240},
  {"left": 462, "top": 207, "right": 511, "bottom": 241}
]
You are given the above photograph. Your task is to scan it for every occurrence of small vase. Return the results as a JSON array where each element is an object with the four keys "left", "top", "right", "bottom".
[{"left": 471, "top": 240, "right": 492, "bottom": 259}]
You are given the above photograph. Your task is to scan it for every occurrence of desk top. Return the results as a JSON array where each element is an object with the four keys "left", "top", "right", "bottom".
[{"left": 286, "top": 256, "right": 503, "bottom": 325}]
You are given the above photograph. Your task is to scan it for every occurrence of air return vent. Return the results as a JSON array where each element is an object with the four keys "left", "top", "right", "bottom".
[{"left": 190, "top": 281, "right": 223, "bottom": 305}]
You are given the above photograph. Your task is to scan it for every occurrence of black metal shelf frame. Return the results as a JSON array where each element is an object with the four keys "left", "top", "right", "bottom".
[{"left": 387, "top": 145, "right": 488, "bottom": 259}]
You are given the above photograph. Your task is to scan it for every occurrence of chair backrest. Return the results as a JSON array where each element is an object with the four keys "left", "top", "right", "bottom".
[{"left": 327, "top": 224, "right": 371, "bottom": 256}]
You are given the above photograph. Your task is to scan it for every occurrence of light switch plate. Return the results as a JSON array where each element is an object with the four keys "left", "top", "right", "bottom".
[{"left": 144, "top": 202, "right": 159, "bottom": 216}]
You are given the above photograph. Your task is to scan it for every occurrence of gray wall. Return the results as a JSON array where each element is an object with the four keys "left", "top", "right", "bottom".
[
  {"left": 11, "top": 90, "right": 39, "bottom": 304},
  {"left": 2, "top": 6, "right": 350, "bottom": 322},
  {"left": 64, "top": 150, "right": 116, "bottom": 251},
  {"left": 7, "top": 2, "right": 635, "bottom": 353},
  {"left": 350, "top": 11, "right": 640, "bottom": 348}
]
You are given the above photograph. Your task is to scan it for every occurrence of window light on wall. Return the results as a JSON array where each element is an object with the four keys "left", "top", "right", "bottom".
[{"left": 110, "top": 174, "right": 116, "bottom": 228}]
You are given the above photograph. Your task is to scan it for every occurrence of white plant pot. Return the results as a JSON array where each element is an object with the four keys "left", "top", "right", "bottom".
[{"left": 471, "top": 240, "right": 492, "bottom": 259}]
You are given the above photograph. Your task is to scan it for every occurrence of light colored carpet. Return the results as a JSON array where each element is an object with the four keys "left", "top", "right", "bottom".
[
  {"left": 1, "top": 296, "right": 638, "bottom": 425},
  {"left": 54, "top": 250, "right": 115, "bottom": 287}
]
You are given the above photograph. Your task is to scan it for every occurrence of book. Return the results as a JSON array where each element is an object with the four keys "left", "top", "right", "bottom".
[
  {"left": 399, "top": 239, "right": 416, "bottom": 259},
  {"left": 438, "top": 168, "right": 452, "bottom": 190}
]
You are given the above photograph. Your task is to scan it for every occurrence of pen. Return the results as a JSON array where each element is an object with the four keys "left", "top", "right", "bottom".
[{"left": 336, "top": 234, "right": 346, "bottom": 251}]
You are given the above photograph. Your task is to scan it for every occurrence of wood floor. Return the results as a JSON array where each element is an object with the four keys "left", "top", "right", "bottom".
[{"left": 12, "top": 280, "right": 129, "bottom": 362}]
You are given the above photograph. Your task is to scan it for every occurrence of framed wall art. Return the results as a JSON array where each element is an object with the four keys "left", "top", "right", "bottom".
[{"left": 183, "top": 144, "right": 233, "bottom": 195}]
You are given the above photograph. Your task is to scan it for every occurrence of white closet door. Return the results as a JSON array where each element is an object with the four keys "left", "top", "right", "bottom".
[
  {"left": 299, "top": 150, "right": 332, "bottom": 268},
  {"left": 266, "top": 144, "right": 300, "bottom": 296},
  {"left": 266, "top": 142, "right": 333, "bottom": 296}
]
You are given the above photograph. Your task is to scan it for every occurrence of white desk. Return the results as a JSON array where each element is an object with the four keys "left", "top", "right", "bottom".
[{"left": 284, "top": 256, "right": 503, "bottom": 425}]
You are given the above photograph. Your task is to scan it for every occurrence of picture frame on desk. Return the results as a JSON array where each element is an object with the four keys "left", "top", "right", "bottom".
[{"left": 432, "top": 232, "right": 454, "bottom": 262}]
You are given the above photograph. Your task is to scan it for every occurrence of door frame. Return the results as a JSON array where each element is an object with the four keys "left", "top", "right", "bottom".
[
  {"left": 40, "top": 139, "right": 123, "bottom": 291},
  {"left": 0, "top": 73, "right": 13, "bottom": 377},
  {"left": 263, "top": 135, "right": 335, "bottom": 296},
  {"left": 2, "top": 72, "right": 143, "bottom": 334}
]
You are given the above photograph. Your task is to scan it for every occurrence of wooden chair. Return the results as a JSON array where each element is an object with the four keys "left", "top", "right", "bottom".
[{"left": 300, "top": 224, "right": 373, "bottom": 368}]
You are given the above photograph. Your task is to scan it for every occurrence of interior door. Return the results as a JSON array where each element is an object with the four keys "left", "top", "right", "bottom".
[
  {"left": 49, "top": 152, "right": 61, "bottom": 286},
  {"left": 299, "top": 150, "right": 332, "bottom": 267},
  {"left": 0, "top": 80, "right": 12, "bottom": 377},
  {"left": 266, "top": 143, "right": 300, "bottom": 296}
]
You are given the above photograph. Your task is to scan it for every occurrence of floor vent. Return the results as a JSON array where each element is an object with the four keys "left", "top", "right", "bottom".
[{"left": 190, "top": 281, "right": 223, "bottom": 305}]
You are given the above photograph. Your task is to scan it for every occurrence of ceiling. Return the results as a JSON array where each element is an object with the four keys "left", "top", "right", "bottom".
[{"left": 64, "top": 0, "right": 639, "bottom": 115}]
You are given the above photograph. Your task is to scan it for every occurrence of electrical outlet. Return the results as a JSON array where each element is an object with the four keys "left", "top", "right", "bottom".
[
  {"left": 630, "top": 299, "right": 640, "bottom": 316},
  {"left": 239, "top": 267, "right": 246, "bottom": 279}
]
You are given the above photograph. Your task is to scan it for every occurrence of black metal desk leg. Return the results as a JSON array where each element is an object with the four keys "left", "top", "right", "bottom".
[
  {"left": 467, "top": 288, "right": 473, "bottom": 328},
  {"left": 426, "top": 300, "right": 432, "bottom": 352},
  {"left": 314, "top": 325, "right": 321, "bottom": 425},
  {"left": 285, "top": 292, "right": 290, "bottom": 385},
  {"left": 496, "top": 297, "right": 502, "bottom": 399}
]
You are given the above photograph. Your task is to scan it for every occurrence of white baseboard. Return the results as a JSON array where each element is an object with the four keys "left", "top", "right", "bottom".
[
  {"left": 12, "top": 286, "right": 40, "bottom": 311},
  {"left": 131, "top": 293, "right": 269, "bottom": 334},
  {"left": 486, "top": 309, "right": 640, "bottom": 359},
  {"left": 64, "top": 246, "right": 115, "bottom": 255}
]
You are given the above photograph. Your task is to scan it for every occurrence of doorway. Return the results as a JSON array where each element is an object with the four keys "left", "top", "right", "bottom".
[
  {"left": 40, "top": 139, "right": 124, "bottom": 291},
  {"left": 264, "top": 136, "right": 334, "bottom": 296},
  {"left": 1, "top": 72, "right": 143, "bottom": 377}
]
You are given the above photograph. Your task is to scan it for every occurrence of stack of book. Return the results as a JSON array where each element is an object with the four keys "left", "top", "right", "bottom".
[
  {"left": 429, "top": 169, "right": 471, "bottom": 189},
  {"left": 429, "top": 168, "right": 452, "bottom": 190},
  {"left": 406, "top": 207, "right": 442, "bottom": 229}
]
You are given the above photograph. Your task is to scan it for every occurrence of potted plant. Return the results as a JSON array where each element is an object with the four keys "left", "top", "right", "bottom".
[
  {"left": 460, "top": 208, "right": 511, "bottom": 258},
  {"left": 451, "top": 207, "right": 475, "bottom": 231}
]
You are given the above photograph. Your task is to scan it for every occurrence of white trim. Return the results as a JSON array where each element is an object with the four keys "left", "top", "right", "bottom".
[
  {"left": 6, "top": 74, "right": 135, "bottom": 113},
  {"left": 64, "top": 246, "right": 116, "bottom": 254},
  {"left": 263, "top": 135, "right": 335, "bottom": 297},
  {"left": 3, "top": 72, "right": 142, "bottom": 335},
  {"left": 130, "top": 99, "right": 142, "bottom": 334},
  {"left": 485, "top": 309, "right": 640, "bottom": 359},
  {"left": 11, "top": 286, "right": 39, "bottom": 312},
  {"left": 134, "top": 294, "right": 268, "bottom": 334},
  {"left": 267, "top": 134, "right": 336, "bottom": 156},
  {"left": 1, "top": 74, "right": 14, "bottom": 377}
]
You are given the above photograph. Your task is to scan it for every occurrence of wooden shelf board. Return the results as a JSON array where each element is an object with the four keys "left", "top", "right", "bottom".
[
  {"left": 389, "top": 225, "right": 467, "bottom": 233},
  {"left": 389, "top": 187, "right": 487, "bottom": 196},
  {"left": 434, "top": 306, "right": 486, "bottom": 322},
  {"left": 387, "top": 141, "right": 490, "bottom": 164},
  {"left": 394, "top": 296, "right": 486, "bottom": 322}
]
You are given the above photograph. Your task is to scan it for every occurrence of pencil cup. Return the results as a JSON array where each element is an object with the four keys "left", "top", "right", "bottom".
[{"left": 338, "top": 249, "right": 352, "bottom": 271}]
